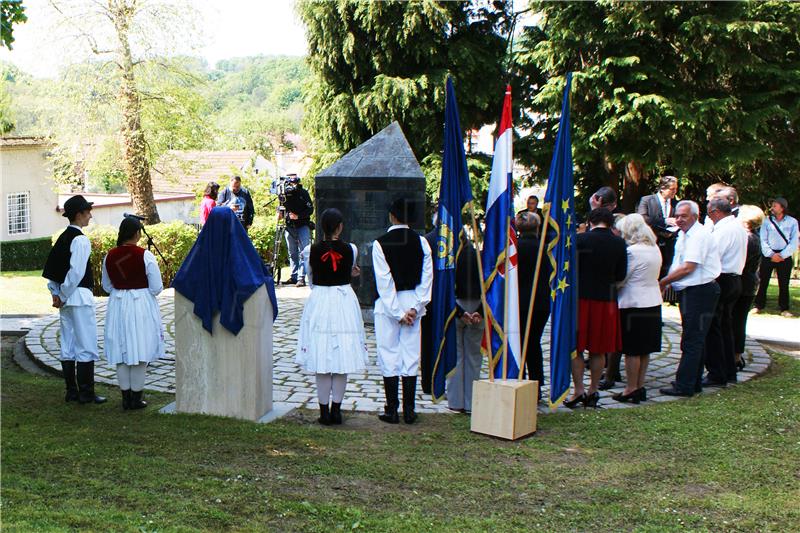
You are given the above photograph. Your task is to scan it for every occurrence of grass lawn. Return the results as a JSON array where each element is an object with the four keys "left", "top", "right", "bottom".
[
  {"left": 0, "top": 270, "right": 56, "bottom": 315},
  {"left": 2, "top": 338, "right": 799, "bottom": 532}
]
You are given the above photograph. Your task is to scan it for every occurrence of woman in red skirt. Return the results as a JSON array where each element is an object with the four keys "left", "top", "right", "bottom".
[{"left": 565, "top": 207, "right": 628, "bottom": 408}]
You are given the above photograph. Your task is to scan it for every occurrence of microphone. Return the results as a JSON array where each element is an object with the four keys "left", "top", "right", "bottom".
[{"left": 124, "top": 212, "right": 146, "bottom": 221}]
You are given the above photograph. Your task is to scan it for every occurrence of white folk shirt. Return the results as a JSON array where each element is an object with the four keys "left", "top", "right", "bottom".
[
  {"left": 372, "top": 224, "right": 433, "bottom": 321},
  {"left": 669, "top": 221, "right": 721, "bottom": 291},
  {"left": 46, "top": 225, "right": 94, "bottom": 307},
  {"left": 710, "top": 214, "right": 748, "bottom": 274}
]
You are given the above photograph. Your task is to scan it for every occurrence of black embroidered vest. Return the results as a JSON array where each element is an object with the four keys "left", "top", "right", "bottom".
[
  {"left": 42, "top": 226, "right": 94, "bottom": 290},
  {"left": 375, "top": 227, "right": 423, "bottom": 292},
  {"left": 310, "top": 240, "right": 354, "bottom": 286}
]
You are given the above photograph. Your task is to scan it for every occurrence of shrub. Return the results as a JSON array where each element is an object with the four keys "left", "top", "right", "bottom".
[{"left": 0, "top": 237, "right": 53, "bottom": 271}]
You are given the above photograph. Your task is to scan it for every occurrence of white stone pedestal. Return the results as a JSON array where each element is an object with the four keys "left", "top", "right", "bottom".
[{"left": 174, "top": 285, "right": 273, "bottom": 421}]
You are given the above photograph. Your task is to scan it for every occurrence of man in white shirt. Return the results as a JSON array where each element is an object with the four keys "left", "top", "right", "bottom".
[
  {"left": 42, "top": 195, "right": 106, "bottom": 404},
  {"left": 753, "top": 197, "right": 798, "bottom": 317},
  {"left": 373, "top": 199, "right": 433, "bottom": 424},
  {"left": 658, "top": 200, "right": 721, "bottom": 396},
  {"left": 703, "top": 197, "right": 748, "bottom": 386}
]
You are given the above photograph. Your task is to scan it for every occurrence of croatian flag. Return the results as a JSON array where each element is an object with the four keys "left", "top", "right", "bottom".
[{"left": 481, "top": 85, "right": 521, "bottom": 379}]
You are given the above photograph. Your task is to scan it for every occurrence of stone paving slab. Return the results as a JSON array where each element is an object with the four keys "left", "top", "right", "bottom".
[{"left": 24, "top": 287, "right": 772, "bottom": 414}]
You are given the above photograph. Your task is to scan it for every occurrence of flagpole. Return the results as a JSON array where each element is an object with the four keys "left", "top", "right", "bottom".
[
  {"left": 519, "top": 203, "right": 551, "bottom": 381},
  {"left": 502, "top": 213, "right": 510, "bottom": 381},
  {"left": 467, "top": 201, "right": 494, "bottom": 382}
]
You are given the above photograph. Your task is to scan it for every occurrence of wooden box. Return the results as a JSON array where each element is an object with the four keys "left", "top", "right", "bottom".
[{"left": 470, "top": 379, "right": 538, "bottom": 440}]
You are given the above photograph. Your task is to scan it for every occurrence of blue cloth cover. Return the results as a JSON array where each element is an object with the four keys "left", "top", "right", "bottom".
[{"left": 172, "top": 207, "right": 278, "bottom": 335}]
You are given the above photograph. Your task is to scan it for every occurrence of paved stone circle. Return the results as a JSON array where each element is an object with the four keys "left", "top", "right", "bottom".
[{"left": 24, "top": 287, "right": 772, "bottom": 414}]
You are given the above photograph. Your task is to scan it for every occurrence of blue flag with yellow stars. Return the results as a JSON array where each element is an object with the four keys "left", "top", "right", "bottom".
[
  {"left": 543, "top": 73, "right": 577, "bottom": 408},
  {"left": 430, "top": 77, "right": 473, "bottom": 401}
]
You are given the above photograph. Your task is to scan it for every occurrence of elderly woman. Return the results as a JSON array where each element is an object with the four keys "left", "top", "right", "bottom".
[
  {"left": 731, "top": 205, "right": 765, "bottom": 370},
  {"left": 101, "top": 216, "right": 165, "bottom": 409},
  {"left": 613, "top": 214, "right": 663, "bottom": 403},
  {"left": 567, "top": 208, "right": 627, "bottom": 408}
]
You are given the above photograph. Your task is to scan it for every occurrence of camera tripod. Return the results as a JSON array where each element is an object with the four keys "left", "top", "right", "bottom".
[{"left": 271, "top": 208, "right": 287, "bottom": 284}]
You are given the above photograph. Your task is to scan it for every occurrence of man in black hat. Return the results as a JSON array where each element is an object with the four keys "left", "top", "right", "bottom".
[
  {"left": 42, "top": 195, "right": 106, "bottom": 404},
  {"left": 372, "top": 198, "right": 433, "bottom": 424}
]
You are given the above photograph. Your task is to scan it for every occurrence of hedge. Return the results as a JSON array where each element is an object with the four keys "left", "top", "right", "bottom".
[
  {"left": 53, "top": 218, "right": 283, "bottom": 296},
  {"left": 1, "top": 237, "right": 53, "bottom": 271}
]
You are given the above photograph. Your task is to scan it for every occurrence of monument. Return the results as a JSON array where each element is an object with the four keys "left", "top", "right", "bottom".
[
  {"left": 168, "top": 207, "right": 280, "bottom": 422},
  {"left": 314, "top": 121, "right": 426, "bottom": 312}
]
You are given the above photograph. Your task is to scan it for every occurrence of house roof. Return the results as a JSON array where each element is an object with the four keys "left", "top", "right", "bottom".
[
  {"left": 0, "top": 136, "right": 49, "bottom": 148},
  {"left": 150, "top": 150, "right": 257, "bottom": 194}
]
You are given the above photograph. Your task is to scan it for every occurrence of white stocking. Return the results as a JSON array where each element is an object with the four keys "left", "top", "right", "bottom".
[
  {"left": 316, "top": 373, "right": 332, "bottom": 404},
  {"left": 331, "top": 373, "right": 347, "bottom": 403}
]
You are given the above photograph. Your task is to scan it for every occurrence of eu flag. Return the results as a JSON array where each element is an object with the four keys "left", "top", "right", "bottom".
[
  {"left": 544, "top": 73, "right": 577, "bottom": 408},
  {"left": 430, "top": 77, "right": 474, "bottom": 401}
]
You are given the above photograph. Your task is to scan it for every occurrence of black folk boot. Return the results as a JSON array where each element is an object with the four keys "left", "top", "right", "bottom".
[
  {"left": 61, "top": 360, "right": 79, "bottom": 402},
  {"left": 330, "top": 402, "right": 343, "bottom": 425},
  {"left": 318, "top": 403, "right": 332, "bottom": 425},
  {"left": 129, "top": 390, "right": 147, "bottom": 410},
  {"left": 121, "top": 389, "right": 131, "bottom": 410},
  {"left": 76, "top": 361, "right": 107, "bottom": 404},
  {"left": 378, "top": 376, "right": 400, "bottom": 424},
  {"left": 402, "top": 376, "right": 418, "bottom": 424}
]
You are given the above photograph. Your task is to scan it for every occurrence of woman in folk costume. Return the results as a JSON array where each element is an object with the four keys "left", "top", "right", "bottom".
[
  {"left": 101, "top": 216, "right": 165, "bottom": 410},
  {"left": 295, "top": 208, "right": 368, "bottom": 426}
]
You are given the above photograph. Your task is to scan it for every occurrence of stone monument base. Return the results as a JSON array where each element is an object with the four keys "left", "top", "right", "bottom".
[{"left": 174, "top": 285, "right": 274, "bottom": 421}]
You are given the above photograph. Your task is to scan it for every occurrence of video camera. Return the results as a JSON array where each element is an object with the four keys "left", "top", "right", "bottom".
[{"left": 269, "top": 174, "right": 301, "bottom": 205}]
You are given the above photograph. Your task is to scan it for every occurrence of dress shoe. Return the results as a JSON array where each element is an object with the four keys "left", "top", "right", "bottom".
[
  {"left": 295, "top": 279, "right": 306, "bottom": 287},
  {"left": 598, "top": 379, "right": 616, "bottom": 391},
  {"left": 659, "top": 386, "right": 693, "bottom": 397},
  {"left": 612, "top": 390, "right": 640, "bottom": 404},
  {"left": 403, "top": 410, "right": 418, "bottom": 424},
  {"left": 563, "top": 393, "right": 587, "bottom": 409},
  {"left": 736, "top": 357, "right": 747, "bottom": 372},
  {"left": 637, "top": 388, "right": 647, "bottom": 402},
  {"left": 285, "top": 278, "right": 298, "bottom": 286},
  {"left": 701, "top": 377, "right": 727, "bottom": 388},
  {"left": 584, "top": 391, "right": 601, "bottom": 408}
]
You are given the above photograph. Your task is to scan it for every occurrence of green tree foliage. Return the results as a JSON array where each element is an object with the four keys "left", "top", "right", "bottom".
[
  {"left": 513, "top": 1, "right": 800, "bottom": 212},
  {"left": 297, "top": 0, "right": 512, "bottom": 160},
  {"left": 0, "top": 0, "right": 26, "bottom": 50}
]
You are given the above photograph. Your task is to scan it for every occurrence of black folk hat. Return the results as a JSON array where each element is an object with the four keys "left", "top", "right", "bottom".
[{"left": 62, "top": 195, "right": 94, "bottom": 218}]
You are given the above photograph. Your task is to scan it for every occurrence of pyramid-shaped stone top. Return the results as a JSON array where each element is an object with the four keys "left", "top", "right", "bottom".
[{"left": 316, "top": 121, "right": 424, "bottom": 179}]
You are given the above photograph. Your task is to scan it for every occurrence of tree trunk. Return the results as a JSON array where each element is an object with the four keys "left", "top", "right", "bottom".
[
  {"left": 111, "top": 0, "right": 160, "bottom": 224},
  {"left": 622, "top": 159, "right": 646, "bottom": 213}
]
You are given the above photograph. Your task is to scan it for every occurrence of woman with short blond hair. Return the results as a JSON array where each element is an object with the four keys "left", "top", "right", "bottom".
[
  {"left": 731, "top": 205, "right": 765, "bottom": 370},
  {"left": 614, "top": 213, "right": 662, "bottom": 403}
]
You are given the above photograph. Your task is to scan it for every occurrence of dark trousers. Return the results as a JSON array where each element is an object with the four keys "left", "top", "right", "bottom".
[
  {"left": 754, "top": 255, "right": 793, "bottom": 311},
  {"left": 731, "top": 291, "right": 756, "bottom": 355},
  {"left": 705, "top": 274, "right": 742, "bottom": 383},
  {"left": 675, "top": 281, "right": 720, "bottom": 394},
  {"left": 523, "top": 310, "right": 550, "bottom": 384}
]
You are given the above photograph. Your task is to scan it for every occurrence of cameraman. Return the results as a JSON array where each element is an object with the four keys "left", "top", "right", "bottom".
[
  {"left": 217, "top": 176, "right": 255, "bottom": 230},
  {"left": 281, "top": 174, "right": 314, "bottom": 286}
]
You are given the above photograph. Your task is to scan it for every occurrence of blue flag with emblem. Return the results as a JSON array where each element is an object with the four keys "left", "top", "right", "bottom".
[
  {"left": 544, "top": 72, "right": 577, "bottom": 408},
  {"left": 430, "top": 77, "right": 474, "bottom": 401}
]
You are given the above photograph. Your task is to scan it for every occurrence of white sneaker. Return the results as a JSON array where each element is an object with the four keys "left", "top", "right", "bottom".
[{"left": 780, "top": 310, "right": 793, "bottom": 318}]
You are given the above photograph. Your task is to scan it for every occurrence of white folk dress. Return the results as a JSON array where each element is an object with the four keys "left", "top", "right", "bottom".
[
  {"left": 295, "top": 242, "right": 369, "bottom": 374},
  {"left": 101, "top": 249, "right": 165, "bottom": 365}
]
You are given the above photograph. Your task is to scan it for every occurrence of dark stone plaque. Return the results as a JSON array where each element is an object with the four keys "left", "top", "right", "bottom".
[{"left": 314, "top": 122, "right": 426, "bottom": 310}]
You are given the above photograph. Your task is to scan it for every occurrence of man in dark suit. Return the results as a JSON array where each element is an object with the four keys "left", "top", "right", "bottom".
[
  {"left": 516, "top": 212, "right": 551, "bottom": 399},
  {"left": 638, "top": 175, "right": 679, "bottom": 278}
]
